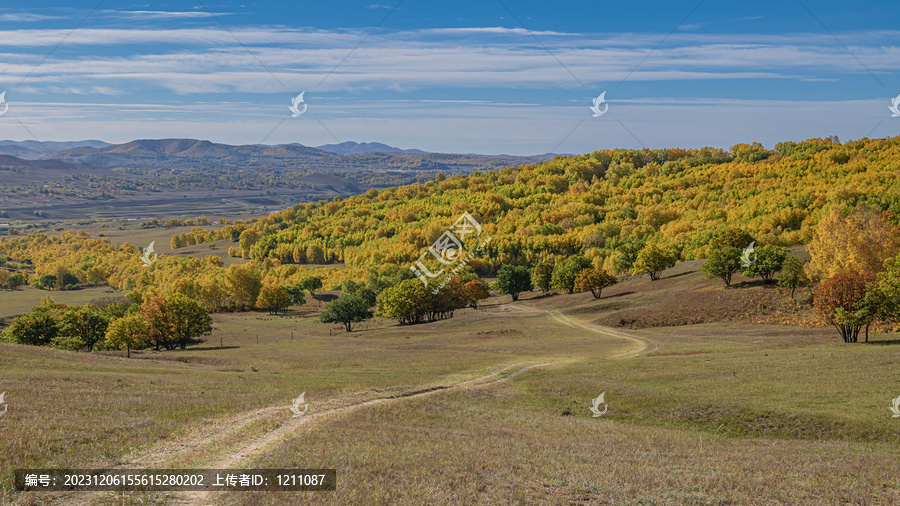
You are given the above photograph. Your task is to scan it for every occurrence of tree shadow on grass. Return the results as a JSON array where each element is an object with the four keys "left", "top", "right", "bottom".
[
  {"left": 663, "top": 270, "right": 698, "bottom": 280},
  {"left": 601, "top": 291, "right": 636, "bottom": 299},
  {"left": 187, "top": 345, "right": 241, "bottom": 351},
  {"left": 863, "top": 339, "right": 900, "bottom": 346},
  {"left": 523, "top": 291, "right": 557, "bottom": 301},
  {"left": 731, "top": 279, "right": 777, "bottom": 289}
]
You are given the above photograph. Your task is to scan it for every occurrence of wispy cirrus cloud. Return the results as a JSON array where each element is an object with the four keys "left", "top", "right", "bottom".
[
  {"left": 0, "top": 26, "right": 896, "bottom": 90},
  {"left": 96, "top": 9, "right": 236, "bottom": 20},
  {"left": 0, "top": 13, "right": 62, "bottom": 22}
]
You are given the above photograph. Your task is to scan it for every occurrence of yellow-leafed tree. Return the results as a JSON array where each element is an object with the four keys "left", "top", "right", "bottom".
[{"left": 806, "top": 206, "right": 900, "bottom": 281}]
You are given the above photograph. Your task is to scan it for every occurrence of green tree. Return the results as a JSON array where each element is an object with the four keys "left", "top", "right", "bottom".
[
  {"left": 613, "top": 240, "right": 644, "bottom": 272},
  {"left": 743, "top": 245, "right": 788, "bottom": 284},
  {"left": 6, "top": 273, "right": 25, "bottom": 288},
  {"left": 38, "top": 274, "right": 58, "bottom": 290},
  {"left": 496, "top": 265, "right": 532, "bottom": 301},
  {"left": 55, "top": 305, "right": 110, "bottom": 351},
  {"left": 257, "top": 285, "right": 292, "bottom": 315},
  {"left": 552, "top": 255, "right": 593, "bottom": 293},
  {"left": 300, "top": 276, "right": 323, "bottom": 296},
  {"left": 167, "top": 294, "right": 213, "bottom": 350},
  {"left": 60, "top": 272, "right": 79, "bottom": 289},
  {"left": 632, "top": 244, "right": 677, "bottom": 281},
  {"left": 531, "top": 262, "right": 554, "bottom": 293},
  {"left": 1, "top": 309, "right": 58, "bottom": 346},
  {"left": 868, "top": 254, "right": 900, "bottom": 328},
  {"left": 105, "top": 313, "right": 149, "bottom": 358},
  {"left": 342, "top": 279, "right": 362, "bottom": 294},
  {"left": 356, "top": 287, "right": 377, "bottom": 308},
  {"left": 320, "top": 294, "right": 374, "bottom": 331},
  {"left": 284, "top": 284, "right": 307, "bottom": 306},
  {"left": 574, "top": 268, "right": 618, "bottom": 299},
  {"left": 777, "top": 256, "right": 810, "bottom": 298},
  {"left": 702, "top": 246, "right": 742, "bottom": 286}
]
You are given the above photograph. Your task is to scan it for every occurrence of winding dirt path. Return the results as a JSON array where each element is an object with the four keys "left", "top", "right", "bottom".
[
  {"left": 55, "top": 302, "right": 651, "bottom": 505},
  {"left": 56, "top": 363, "right": 549, "bottom": 506},
  {"left": 511, "top": 304, "right": 660, "bottom": 359}
]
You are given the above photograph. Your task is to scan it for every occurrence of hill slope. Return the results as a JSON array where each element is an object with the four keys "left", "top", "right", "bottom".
[{"left": 236, "top": 136, "right": 900, "bottom": 275}]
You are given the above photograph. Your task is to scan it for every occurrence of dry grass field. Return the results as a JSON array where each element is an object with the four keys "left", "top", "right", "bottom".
[{"left": 2, "top": 266, "right": 900, "bottom": 505}]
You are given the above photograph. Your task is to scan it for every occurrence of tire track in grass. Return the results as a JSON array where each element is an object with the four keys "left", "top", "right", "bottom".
[
  {"left": 171, "top": 361, "right": 551, "bottom": 506},
  {"left": 54, "top": 362, "right": 549, "bottom": 506}
]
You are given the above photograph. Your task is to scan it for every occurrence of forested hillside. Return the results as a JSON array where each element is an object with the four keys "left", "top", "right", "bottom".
[
  {"left": 236, "top": 136, "right": 900, "bottom": 275},
  {"left": 2, "top": 136, "right": 899, "bottom": 303}
]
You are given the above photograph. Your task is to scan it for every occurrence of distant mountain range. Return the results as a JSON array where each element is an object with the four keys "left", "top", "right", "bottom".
[
  {"left": 0, "top": 140, "right": 111, "bottom": 160},
  {"left": 0, "top": 138, "right": 556, "bottom": 161},
  {"left": 38, "top": 139, "right": 554, "bottom": 173},
  {"left": 312, "top": 141, "right": 427, "bottom": 155}
]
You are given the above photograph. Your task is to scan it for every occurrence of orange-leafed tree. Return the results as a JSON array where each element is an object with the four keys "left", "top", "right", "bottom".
[
  {"left": 814, "top": 270, "right": 876, "bottom": 343},
  {"left": 461, "top": 280, "right": 490, "bottom": 308}
]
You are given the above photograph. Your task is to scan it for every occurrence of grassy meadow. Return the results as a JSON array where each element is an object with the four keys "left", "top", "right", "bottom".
[{"left": 2, "top": 266, "right": 900, "bottom": 505}]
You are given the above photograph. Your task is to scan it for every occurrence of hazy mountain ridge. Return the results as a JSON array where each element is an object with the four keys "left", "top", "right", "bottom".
[
  {"left": 314, "top": 141, "right": 428, "bottom": 155},
  {"left": 51, "top": 138, "right": 553, "bottom": 172},
  {"left": 0, "top": 140, "right": 111, "bottom": 160}
]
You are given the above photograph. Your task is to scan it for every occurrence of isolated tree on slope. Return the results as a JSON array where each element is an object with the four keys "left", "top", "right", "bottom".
[
  {"left": 574, "top": 268, "right": 618, "bottom": 298},
  {"left": 814, "top": 270, "right": 875, "bottom": 343},
  {"left": 777, "top": 256, "right": 810, "bottom": 298},
  {"left": 702, "top": 246, "right": 742, "bottom": 286},
  {"left": 632, "top": 244, "right": 676, "bottom": 281},
  {"left": 300, "top": 276, "right": 323, "bottom": 297},
  {"left": 320, "top": 293, "right": 374, "bottom": 332},
  {"left": 743, "top": 245, "right": 787, "bottom": 284},
  {"left": 496, "top": 265, "right": 532, "bottom": 301}
]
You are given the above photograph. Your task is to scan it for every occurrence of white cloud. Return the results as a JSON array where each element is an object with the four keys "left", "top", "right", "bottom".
[
  {"left": 0, "top": 13, "right": 62, "bottom": 22},
  {"left": 96, "top": 10, "right": 235, "bottom": 20}
]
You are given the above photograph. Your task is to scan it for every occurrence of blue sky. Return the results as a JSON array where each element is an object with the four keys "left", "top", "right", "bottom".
[{"left": 0, "top": 0, "right": 898, "bottom": 155}]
